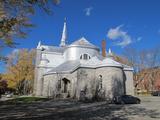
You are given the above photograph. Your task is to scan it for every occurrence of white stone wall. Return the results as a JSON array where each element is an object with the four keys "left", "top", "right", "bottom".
[
  {"left": 42, "top": 74, "right": 58, "bottom": 97},
  {"left": 96, "top": 67, "right": 124, "bottom": 100},
  {"left": 76, "top": 68, "right": 96, "bottom": 100},
  {"left": 34, "top": 50, "right": 64, "bottom": 96},
  {"left": 64, "top": 47, "right": 99, "bottom": 61},
  {"left": 124, "top": 70, "right": 134, "bottom": 95},
  {"left": 35, "top": 67, "right": 45, "bottom": 96},
  {"left": 42, "top": 71, "right": 78, "bottom": 98},
  {"left": 34, "top": 49, "right": 41, "bottom": 95},
  {"left": 42, "top": 66, "right": 125, "bottom": 101},
  {"left": 42, "top": 52, "right": 64, "bottom": 67}
]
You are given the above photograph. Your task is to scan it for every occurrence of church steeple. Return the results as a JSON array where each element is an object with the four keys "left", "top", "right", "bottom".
[
  {"left": 37, "top": 41, "right": 41, "bottom": 49},
  {"left": 60, "top": 18, "right": 67, "bottom": 47}
]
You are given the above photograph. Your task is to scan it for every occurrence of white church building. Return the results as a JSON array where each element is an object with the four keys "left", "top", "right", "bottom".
[{"left": 34, "top": 19, "right": 134, "bottom": 100}]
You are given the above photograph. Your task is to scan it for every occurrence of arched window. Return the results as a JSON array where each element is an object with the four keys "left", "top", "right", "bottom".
[
  {"left": 98, "top": 75, "right": 102, "bottom": 89},
  {"left": 57, "top": 80, "right": 61, "bottom": 91},
  {"left": 83, "top": 54, "right": 88, "bottom": 60},
  {"left": 80, "top": 55, "right": 83, "bottom": 59},
  {"left": 80, "top": 54, "right": 91, "bottom": 60}
]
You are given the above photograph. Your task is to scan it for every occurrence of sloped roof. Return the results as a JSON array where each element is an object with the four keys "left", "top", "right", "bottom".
[
  {"left": 45, "top": 60, "right": 80, "bottom": 74},
  {"left": 122, "top": 64, "right": 134, "bottom": 71},
  {"left": 81, "top": 56, "right": 101, "bottom": 67},
  {"left": 40, "top": 45, "right": 66, "bottom": 53},
  {"left": 81, "top": 57, "right": 123, "bottom": 68},
  {"left": 101, "top": 58, "right": 122, "bottom": 67},
  {"left": 45, "top": 57, "right": 125, "bottom": 75},
  {"left": 69, "top": 37, "right": 99, "bottom": 50}
]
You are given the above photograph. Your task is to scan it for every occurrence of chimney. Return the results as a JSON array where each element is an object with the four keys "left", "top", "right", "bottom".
[{"left": 102, "top": 40, "right": 106, "bottom": 57}]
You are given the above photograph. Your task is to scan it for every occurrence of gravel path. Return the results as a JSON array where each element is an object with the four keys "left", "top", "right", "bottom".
[{"left": 0, "top": 96, "right": 160, "bottom": 120}]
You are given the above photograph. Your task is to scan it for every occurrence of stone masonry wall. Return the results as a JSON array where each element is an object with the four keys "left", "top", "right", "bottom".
[
  {"left": 42, "top": 67, "right": 125, "bottom": 101},
  {"left": 96, "top": 67, "right": 124, "bottom": 100},
  {"left": 124, "top": 70, "right": 134, "bottom": 95},
  {"left": 43, "top": 71, "right": 78, "bottom": 98},
  {"left": 76, "top": 68, "right": 96, "bottom": 100}
]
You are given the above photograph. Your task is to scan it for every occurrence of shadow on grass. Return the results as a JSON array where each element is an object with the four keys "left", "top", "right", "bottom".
[{"left": 0, "top": 99, "right": 160, "bottom": 120}]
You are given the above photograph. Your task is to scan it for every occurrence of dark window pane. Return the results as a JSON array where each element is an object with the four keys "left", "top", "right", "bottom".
[{"left": 83, "top": 54, "right": 88, "bottom": 60}]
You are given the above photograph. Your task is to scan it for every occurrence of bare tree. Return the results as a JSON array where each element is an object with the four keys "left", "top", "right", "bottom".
[
  {"left": 123, "top": 47, "right": 138, "bottom": 71},
  {"left": 123, "top": 47, "right": 160, "bottom": 93}
]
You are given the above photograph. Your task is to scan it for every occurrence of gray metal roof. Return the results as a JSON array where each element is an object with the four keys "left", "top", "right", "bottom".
[
  {"left": 39, "top": 37, "right": 99, "bottom": 53},
  {"left": 95, "top": 53, "right": 105, "bottom": 60},
  {"left": 122, "top": 64, "right": 134, "bottom": 71},
  {"left": 45, "top": 60, "right": 80, "bottom": 74},
  {"left": 41, "top": 45, "right": 66, "bottom": 53},
  {"left": 69, "top": 37, "right": 99, "bottom": 50}
]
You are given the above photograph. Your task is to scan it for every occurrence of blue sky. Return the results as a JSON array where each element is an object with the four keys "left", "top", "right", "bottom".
[{"left": 1, "top": 0, "right": 160, "bottom": 72}]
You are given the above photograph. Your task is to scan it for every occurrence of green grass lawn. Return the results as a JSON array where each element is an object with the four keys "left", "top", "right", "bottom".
[{"left": 1, "top": 96, "right": 50, "bottom": 104}]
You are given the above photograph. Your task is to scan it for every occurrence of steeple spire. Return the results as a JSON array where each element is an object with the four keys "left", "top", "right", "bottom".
[
  {"left": 37, "top": 41, "right": 41, "bottom": 49},
  {"left": 60, "top": 18, "right": 67, "bottom": 47},
  {"left": 108, "top": 48, "right": 113, "bottom": 55}
]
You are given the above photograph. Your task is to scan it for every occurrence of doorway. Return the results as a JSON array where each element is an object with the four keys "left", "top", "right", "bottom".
[{"left": 62, "top": 78, "right": 71, "bottom": 93}]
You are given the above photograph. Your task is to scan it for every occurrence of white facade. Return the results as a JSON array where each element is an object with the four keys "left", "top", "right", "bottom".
[{"left": 34, "top": 20, "right": 134, "bottom": 100}]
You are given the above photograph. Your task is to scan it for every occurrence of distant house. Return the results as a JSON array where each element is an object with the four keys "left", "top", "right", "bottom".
[
  {"left": 34, "top": 19, "right": 134, "bottom": 100},
  {"left": 135, "top": 67, "right": 160, "bottom": 93}
]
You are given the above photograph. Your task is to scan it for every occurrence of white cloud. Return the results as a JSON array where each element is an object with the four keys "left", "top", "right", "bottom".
[
  {"left": 84, "top": 7, "right": 93, "bottom": 16},
  {"left": 107, "top": 25, "right": 132, "bottom": 47},
  {"left": 137, "top": 37, "right": 142, "bottom": 42}
]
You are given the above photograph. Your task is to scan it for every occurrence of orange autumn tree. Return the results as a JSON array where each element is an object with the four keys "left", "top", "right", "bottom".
[
  {"left": 3, "top": 49, "right": 35, "bottom": 95},
  {"left": 0, "top": 0, "right": 60, "bottom": 48}
]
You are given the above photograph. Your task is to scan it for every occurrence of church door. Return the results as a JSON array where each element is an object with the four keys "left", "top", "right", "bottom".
[{"left": 62, "top": 78, "right": 71, "bottom": 97}]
